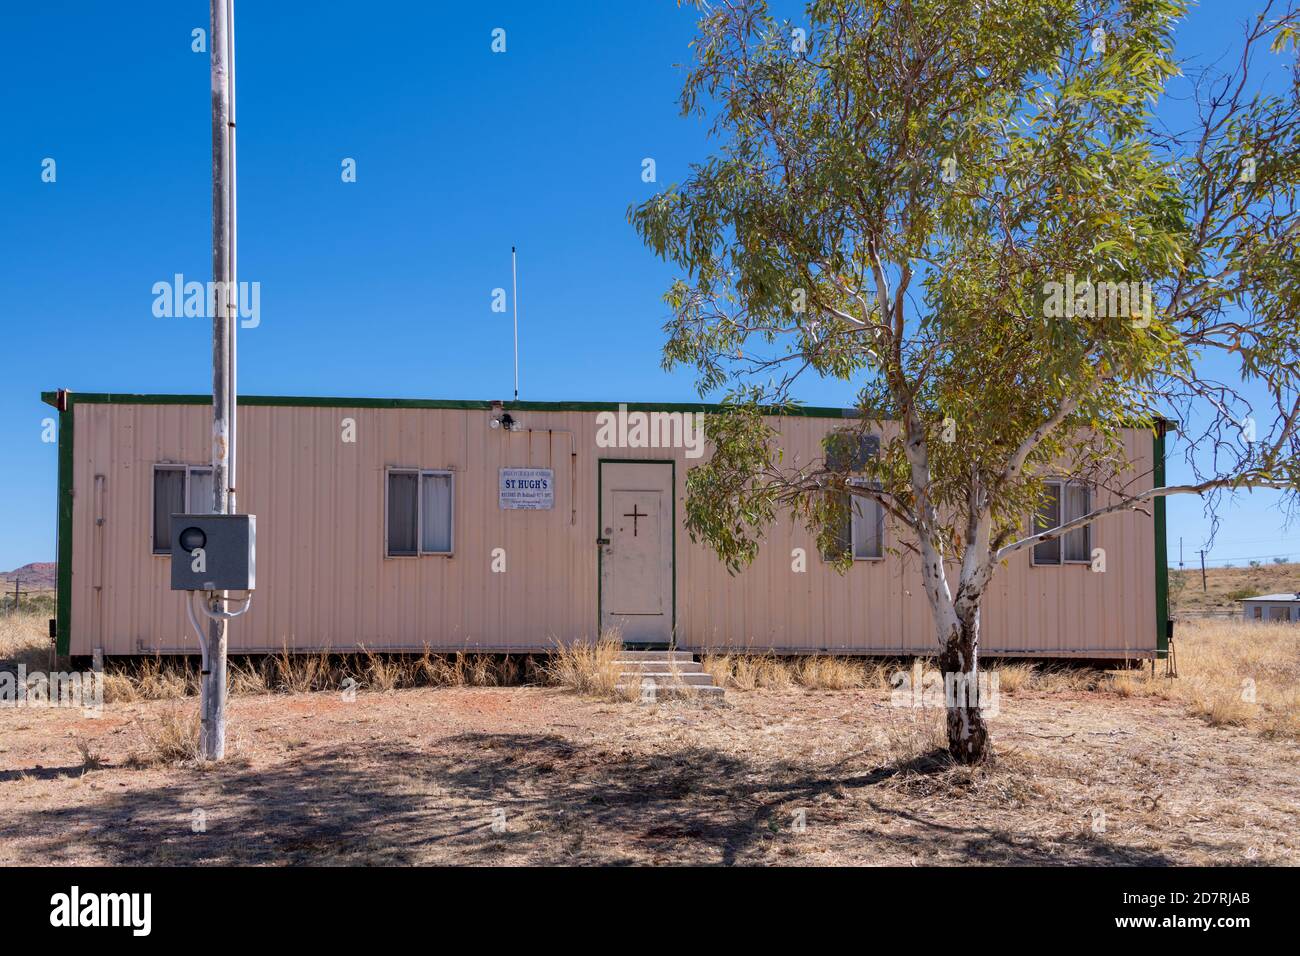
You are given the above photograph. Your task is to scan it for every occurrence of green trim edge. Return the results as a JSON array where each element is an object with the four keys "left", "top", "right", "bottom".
[
  {"left": 1154, "top": 424, "right": 1169, "bottom": 659},
  {"left": 56, "top": 399, "right": 74, "bottom": 657},
  {"left": 41, "top": 391, "right": 859, "bottom": 418}
]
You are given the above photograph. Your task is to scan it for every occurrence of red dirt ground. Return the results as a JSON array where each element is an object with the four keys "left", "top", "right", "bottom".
[{"left": 1, "top": 684, "right": 1297, "bottom": 865}]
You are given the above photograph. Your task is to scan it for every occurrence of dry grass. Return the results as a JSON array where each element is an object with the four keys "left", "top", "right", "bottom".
[
  {"left": 701, "top": 653, "right": 770, "bottom": 690},
  {"left": 4, "top": 621, "right": 1298, "bottom": 864},
  {"left": 229, "top": 658, "right": 273, "bottom": 696},
  {"left": 103, "top": 656, "right": 198, "bottom": 703},
  {"left": 126, "top": 705, "right": 202, "bottom": 767},
  {"left": 993, "top": 662, "right": 1036, "bottom": 693},
  {"left": 543, "top": 633, "right": 628, "bottom": 699},
  {"left": 272, "top": 648, "right": 335, "bottom": 694},
  {"left": 88, "top": 643, "right": 534, "bottom": 701},
  {"left": 878, "top": 706, "right": 949, "bottom": 762},
  {"left": 988, "top": 661, "right": 1109, "bottom": 694},
  {"left": 702, "top": 652, "right": 891, "bottom": 691},
  {"left": 0, "top": 610, "right": 50, "bottom": 671},
  {"left": 4, "top": 606, "right": 1295, "bottom": 739},
  {"left": 1103, "top": 618, "right": 1300, "bottom": 739},
  {"left": 73, "top": 736, "right": 104, "bottom": 772},
  {"left": 701, "top": 620, "right": 1297, "bottom": 741}
]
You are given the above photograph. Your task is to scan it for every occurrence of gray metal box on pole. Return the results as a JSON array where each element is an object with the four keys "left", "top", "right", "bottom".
[{"left": 169, "top": 514, "right": 257, "bottom": 591}]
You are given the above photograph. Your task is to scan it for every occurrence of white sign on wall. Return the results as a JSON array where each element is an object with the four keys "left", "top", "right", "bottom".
[{"left": 499, "top": 468, "right": 554, "bottom": 510}]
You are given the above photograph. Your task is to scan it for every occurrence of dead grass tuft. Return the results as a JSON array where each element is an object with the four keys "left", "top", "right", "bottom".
[
  {"left": 127, "top": 706, "right": 202, "bottom": 767},
  {"left": 795, "top": 656, "right": 867, "bottom": 690},
  {"left": 992, "top": 662, "right": 1036, "bottom": 693},
  {"left": 273, "top": 648, "right": 334, "bottom": 694},
  {"left": 229, "top": 658, "right": 272, "bottom": 696},
  {"left": 879, "top": 707, "right": 948, "bottom": 763},
  {"left": 73, "top": 736, "right": 104, "bottom": 772},
  {"left": 544, "top": 634, "right": 625, "bottom": 698},
  {"left": 362, "top": 647, "right": 401, "bottom": 692}
]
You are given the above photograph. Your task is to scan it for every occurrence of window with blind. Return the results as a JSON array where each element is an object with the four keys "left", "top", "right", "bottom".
[
  {"left": 848, "top": 480, "right": 884, "bottom": 560},
  {"left": 821, "top": 431, "right": 885, "bottom": 561},
  {"left": 387, "top": 469, "right": 454, "bottom": 556},
  {"left": 152, "top": 464, "right": 214, "bottom": 554},
  {"left": 1031, "top": 480, "right": 1092, "bottom": 566}
]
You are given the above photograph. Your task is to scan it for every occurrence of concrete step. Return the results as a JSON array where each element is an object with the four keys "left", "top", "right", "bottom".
[
  {"left": 618, "top": 670, "right": 715, "bottom": 685},
  {"left": 614, "top": 660, "right": 705, "bottom": 674},
  {"left": 616, "top": 650, "right": 696, "bottom": 661},
  {"left": 615, "top": 682, "right": 726, "bottom": 700}
]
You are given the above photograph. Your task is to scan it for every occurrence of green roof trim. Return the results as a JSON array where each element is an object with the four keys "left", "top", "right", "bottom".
[
  {"left": 41, "top": 391, "right": 860, "bottom": 418},
  {"left": 55, "top": 402, "right": 73, "bottom": 657},
  {"left": 37, "top": 392, "right": 1177, "bottom": 430}
]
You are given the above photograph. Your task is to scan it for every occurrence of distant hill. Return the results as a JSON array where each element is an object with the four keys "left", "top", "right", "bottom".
[
  {"left": 1170, "top": 561, "right": 1300, "bottom": 617},
  {"left": 0, "top": 562, "right": 57, "bottom": 592}
]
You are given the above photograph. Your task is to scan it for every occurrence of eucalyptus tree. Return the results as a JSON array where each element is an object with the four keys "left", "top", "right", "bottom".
[{"left": 631, "top": 0, "right": 1299, "bottom": 762}]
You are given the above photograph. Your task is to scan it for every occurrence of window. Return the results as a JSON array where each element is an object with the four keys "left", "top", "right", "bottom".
[
  {"left": 848, "top": 480, "right": 884, "bottom": 560},
  {"left": 1061, "top": 484, "right": 1091, "bottom": 562},
  {"left": 822, "top": 432, "right": 884, "bottom": 562},
  {"left": 152, "top": 464, "right": 213, "bottom": 554},
  {"left": 1032, "top": 480, "right": 1092, "bottom": 566},
  {"left": 825, "top": 432, "right": 880, "bottom": 472},
  {"left": 387, "top": 469, "right": 454, "bottom": 556},
  {"left": 1254, "top": 606, "right": 1264, "bottom": 620},
  {"left": 420, "top": 472, "right": 453, "bottom": 553}
]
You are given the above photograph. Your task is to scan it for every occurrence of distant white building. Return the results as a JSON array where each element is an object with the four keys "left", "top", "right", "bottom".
[{"left": 1241, "top": 593, "right": 1300, "bottom": 623}]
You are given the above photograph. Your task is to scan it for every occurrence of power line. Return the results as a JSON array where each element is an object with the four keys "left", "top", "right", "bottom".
[{"left": 1170, "top": 552, "right": 1295, "bottom": 567}]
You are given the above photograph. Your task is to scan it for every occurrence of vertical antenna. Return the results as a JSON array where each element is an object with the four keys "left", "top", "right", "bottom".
[{"left": 511, "top": 246, "right": 520, "bottom": 401}]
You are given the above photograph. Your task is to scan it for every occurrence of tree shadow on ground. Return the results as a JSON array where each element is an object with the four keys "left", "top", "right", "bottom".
[{"left": 4, "top": 732, "right": 1191, "bottom": 865}]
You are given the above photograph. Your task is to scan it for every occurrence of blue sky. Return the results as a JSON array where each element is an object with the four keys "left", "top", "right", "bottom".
[{"left": 0, "top": 0, "right": 1294, "bottom": 572}]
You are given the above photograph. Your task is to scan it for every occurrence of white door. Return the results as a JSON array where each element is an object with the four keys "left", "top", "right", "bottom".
[{"left": 600, "top": 462, "right": 673, "bottom": 644}]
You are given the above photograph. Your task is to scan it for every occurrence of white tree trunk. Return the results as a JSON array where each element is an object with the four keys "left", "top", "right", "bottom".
[{"left": 902, "top": 411, "right": 992, "bottom": 763}]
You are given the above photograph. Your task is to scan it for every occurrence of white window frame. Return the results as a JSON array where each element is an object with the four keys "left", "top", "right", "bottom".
[
  {"left": 1030, "top": 479, "right": 1093, "bottom": 567},
  {"left": 385, "top": 467, "right": 455, "bottom": 558},
  {"left": 151, "top": 463, "right": 213, "bottom": 555},
  {"left": 847, "top": 478, "right": 885, "bottom": 561}
]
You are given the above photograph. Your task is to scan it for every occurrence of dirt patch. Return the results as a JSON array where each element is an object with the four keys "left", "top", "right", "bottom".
[{"left": 1, "top": 683, "right": 1295, "bottom": 866}]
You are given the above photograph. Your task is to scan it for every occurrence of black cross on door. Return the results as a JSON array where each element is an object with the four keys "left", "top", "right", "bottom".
[{"left": 623, "top": 504, "right": 647, "bottom": 536}]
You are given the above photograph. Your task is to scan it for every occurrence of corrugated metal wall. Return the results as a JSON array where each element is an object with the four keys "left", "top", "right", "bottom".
[{"left": 69, "top": 401, "right": 1156, "bottom": 658}]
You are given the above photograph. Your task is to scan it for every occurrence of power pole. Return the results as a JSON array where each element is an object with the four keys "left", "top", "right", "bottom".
[
  {"left": 1199, "top": 549, "right": 1207, "bottom": 593},
  {"left": 203, "top": 0, "right": 236, "bottom": 760},
  {"left": 1179, "top": 537, "right": 1183, "bottom": 570}
]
